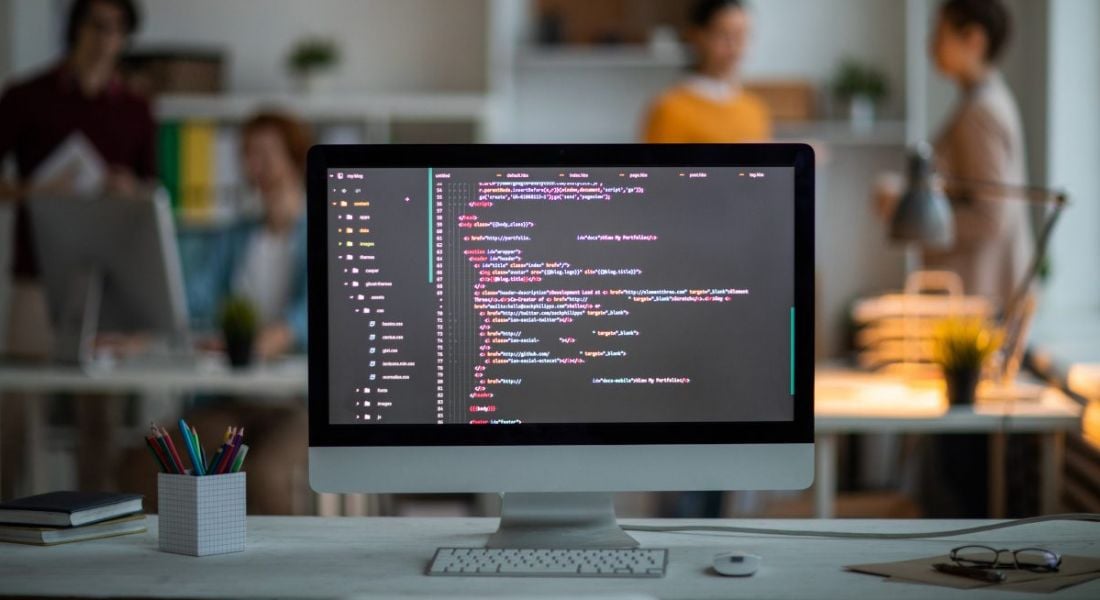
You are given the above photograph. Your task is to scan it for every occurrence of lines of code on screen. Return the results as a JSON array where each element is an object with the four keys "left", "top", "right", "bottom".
[{"left": 326, "top": 166, "right": 794, "bottom": 425}]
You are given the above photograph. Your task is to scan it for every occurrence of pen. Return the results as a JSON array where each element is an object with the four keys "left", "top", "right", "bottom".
[{"left": 933, "top": 563, "right": 1007, "bottom": 583}]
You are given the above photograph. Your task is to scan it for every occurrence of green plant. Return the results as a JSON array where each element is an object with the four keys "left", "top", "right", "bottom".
[
  {"left": 219, "top": 296, "right": 258, "bottom": 343},
  {"left": 831, "top": 58, "right": 889, "bottom": 104},
  {"left": 931, "top": 317, "right": 1004, "bottom": 372},
  {"left": 286, "top": 36, "right": 340, "bottom": 75}
]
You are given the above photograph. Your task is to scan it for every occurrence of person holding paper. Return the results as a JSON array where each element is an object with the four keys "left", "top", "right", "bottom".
[{"left": 0, "top": 0, "right": 155, "bottom": 356}]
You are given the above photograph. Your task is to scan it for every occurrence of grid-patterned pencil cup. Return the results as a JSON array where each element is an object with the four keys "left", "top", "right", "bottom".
[{"left": 158, "top": 472, "right": 246, "bottom": 556}]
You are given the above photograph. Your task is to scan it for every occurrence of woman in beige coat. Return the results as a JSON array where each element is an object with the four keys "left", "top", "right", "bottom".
[{"left": 925, "top": 0, "right": 1031, "bottom": 309}]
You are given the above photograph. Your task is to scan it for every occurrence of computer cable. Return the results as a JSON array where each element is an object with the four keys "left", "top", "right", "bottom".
[{"left": 623, "top": 513, "right": 1100, "bottom": 540}]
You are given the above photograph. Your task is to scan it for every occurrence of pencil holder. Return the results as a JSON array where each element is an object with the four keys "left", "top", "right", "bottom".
[{"left": 158, "top": 472, "right": 246, "bottom": 556}]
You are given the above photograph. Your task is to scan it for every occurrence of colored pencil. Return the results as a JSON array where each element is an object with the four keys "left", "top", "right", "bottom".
[
  {"left": 230, "top": 444, "right": 249, "bottom": 473},
  {"left": 215, "top": 439, "right": 240, "bottom": 475},
  {"left": 192, "top": 426, "right": 207, "bottom": 473},
  {"left": 152, "top": 431, "right": 178, "bottom": 473},
  {"left": 207, "top": 445, "right": 226, "bottom": 475},
  {"left": 178, "top": 418, "right": 204, "bottom": 475},
  {"left": 158, "top": 426, "right": 186, "bottom": 474},
  {"left": 145, "top": 435, "right": 170, "bottom": 472}
]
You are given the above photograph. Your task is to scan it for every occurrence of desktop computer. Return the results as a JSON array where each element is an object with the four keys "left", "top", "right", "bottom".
[
  {"left": 28, "top": 189, "right": 192, "bottom": 366},
  {"left": 308, "top": 144, "right": 815, "bottom": 566}
]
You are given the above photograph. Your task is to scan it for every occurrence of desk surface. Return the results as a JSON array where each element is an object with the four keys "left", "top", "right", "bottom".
[
  {"left": 1, "top": 516, "right": 1097, "bottom": 599},
  {"left": 814, "top": 369, "right": 1082, "bottom": 433}
]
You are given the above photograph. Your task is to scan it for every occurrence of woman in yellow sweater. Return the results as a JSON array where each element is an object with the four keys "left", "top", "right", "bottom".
[{"left": 643, "top": 0, "right": 771, "bottom": 143}]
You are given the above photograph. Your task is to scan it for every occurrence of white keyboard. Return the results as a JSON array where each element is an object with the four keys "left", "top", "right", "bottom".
[{"left": 427, "top": 547, "right": 668, "bottom": 577}]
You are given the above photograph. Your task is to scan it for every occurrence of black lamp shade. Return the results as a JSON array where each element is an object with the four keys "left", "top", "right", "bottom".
[{"left": 889, "top": 144, "right": 955, "bottom": 249}]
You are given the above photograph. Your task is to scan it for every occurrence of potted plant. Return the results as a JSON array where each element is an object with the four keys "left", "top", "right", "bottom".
[
  {"left": 831, "top": 58, "right": 888, "bottom": 131},
  {"left": 286, "top": 36, "right": 340, "bottom": 93},
  {"left": 219, "top": 296, "right": 258, "bottom": 369},
  {"left": 931, "top": 317, "right": 1003, "bottom": 406}
]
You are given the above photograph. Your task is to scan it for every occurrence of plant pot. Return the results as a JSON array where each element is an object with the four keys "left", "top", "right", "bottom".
[
  {"left": 225, "top": 334, "right": 254, "bottom": 369},
  {"left": 848, "top": 95, "right": 876, "bottom": 133},
  {"left": 944, "top": 367, "right": 980, "bottom": 406},
  {"left": 292, "top": 70, "right": 337, "bottom": 95}
]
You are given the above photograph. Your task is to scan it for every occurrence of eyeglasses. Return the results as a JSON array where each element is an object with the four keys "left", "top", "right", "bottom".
[{"left": 950, "top": 545, "right": 1062, "bottom": 573}]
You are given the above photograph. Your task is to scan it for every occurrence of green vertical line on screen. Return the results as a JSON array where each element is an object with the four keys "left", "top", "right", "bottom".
[
  {"left": 790, "top": 307, "right": 795, "bottom": 395},
  {"left": 428, "top": 167, "right": 433, "bottom": 283}
]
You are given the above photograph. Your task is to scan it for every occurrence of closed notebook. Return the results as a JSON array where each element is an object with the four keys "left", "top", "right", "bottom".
[
  {"left": 0, "top": 513, "right": 147, "bottom": 546},
  {"left": 0, "top": 491, "right": 143, "bottom": 527}
]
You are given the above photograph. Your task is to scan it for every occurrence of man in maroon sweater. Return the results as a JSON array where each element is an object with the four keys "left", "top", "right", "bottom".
[
  {"left": 0, "top": 0, "right": 154, "bottom": 494},
  {"left": 0, "top": 0, "right": 154, "bottom": 289}
]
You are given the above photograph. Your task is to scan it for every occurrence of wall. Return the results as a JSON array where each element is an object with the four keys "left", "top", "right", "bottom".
[
  {"left": 0, "top": 0, "right": 489, "bottom": 93},
  {"left": 1043, "top": 0, "right": 1100, "bottom": 314},
  {"left": 0, "top": 0, "right": 11, "bottom": 80},
  {"left": 136, "top": 0, "right": 488, "bottom": 93},
  {"left": 3, "top": 0, "right": 60, "bottom": 80}
]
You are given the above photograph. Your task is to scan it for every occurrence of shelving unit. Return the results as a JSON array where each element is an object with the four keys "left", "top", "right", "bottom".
[{"left": 156, "top": 92, "right": 492, "bottom": 143}]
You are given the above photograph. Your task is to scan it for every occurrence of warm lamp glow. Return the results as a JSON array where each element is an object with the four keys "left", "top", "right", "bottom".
[{"left": 1084, "top": 400, "right": 1100, "bottom": 451}]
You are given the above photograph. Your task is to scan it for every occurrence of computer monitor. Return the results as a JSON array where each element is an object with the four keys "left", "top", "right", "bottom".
[
  {"left": 28, "top": 189, "right": 191, "bottom": 365},
  {"left": 308, "top": 144, "right": 814, "bottom": 547}
]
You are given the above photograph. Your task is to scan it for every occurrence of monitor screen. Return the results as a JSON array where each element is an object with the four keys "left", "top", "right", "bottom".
[{"left": 325, "top": 164, "right": 795, "bottom": 426}]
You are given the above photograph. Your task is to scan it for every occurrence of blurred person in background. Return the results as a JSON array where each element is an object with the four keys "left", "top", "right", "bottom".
[
  {"left": 159, "top": 111, "right": 310, "bottom": 514},
  {"left": 642, "top": 0, "right": 771, "bottom": 143},
  {"left": 0, "top": 0, "right": 155, "bottom": 356},
  {"left": 924, "top": 0, "right": 1030, "bottom": 305},
  {"left": 877, "top": 0, "right": 1029, "bottom": 306},
  {"left": 187, "top": 112, "right": 309, "bottom": 359},
  {"left": 0, "top": 0, "right": 154, "bottom": 496}
]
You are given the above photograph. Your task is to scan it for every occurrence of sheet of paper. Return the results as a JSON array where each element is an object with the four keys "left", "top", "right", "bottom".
[
  {"left": 30, "top": 132, "right": 107, "bottom": 196},
  {"left": 847, "top": 553, "right": 1100, "bottom": 593}
]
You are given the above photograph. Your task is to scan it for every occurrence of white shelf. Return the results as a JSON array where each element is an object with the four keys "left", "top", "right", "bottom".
[
  {"left": 517, "top": 46, "right": 689, "bottom": 69},
  {"left": 774, "top": 120, "right": 908, "bottom": 147},
  {"left": 155, "top": 92, "right": 491, "bottom": 123}
]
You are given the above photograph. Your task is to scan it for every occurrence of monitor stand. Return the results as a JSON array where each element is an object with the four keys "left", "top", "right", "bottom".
[
  {"left": 487, "top": 492, "right": 639, "bottom": 548},
  {"left": 53, "top": 268, "right": 103, "bottom": 365}
]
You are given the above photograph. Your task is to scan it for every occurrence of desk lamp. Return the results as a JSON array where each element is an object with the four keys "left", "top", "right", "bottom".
[{"left": 889, "top": 143, "right": 1069, "bottom": 385}]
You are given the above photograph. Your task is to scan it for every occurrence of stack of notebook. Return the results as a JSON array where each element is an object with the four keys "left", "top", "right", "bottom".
[{"left": 0, "top": 491, "right": 146, "bottom": 546}]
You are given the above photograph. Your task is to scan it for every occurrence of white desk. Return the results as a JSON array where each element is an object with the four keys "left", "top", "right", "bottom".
[
  {"left": 815, "top": 369, "right": 1083, "bottom": 518},
  {"left": 0, "top": 516, "right": 1097, "bottom": 599}
]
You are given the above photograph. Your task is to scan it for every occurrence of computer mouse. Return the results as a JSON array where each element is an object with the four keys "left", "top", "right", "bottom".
[{"left": 712, "top": 551, "right": 761, "bottom": 577}]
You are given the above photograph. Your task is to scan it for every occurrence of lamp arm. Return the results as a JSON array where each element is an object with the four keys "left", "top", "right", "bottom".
[
  {"left": 941, "top": 176, "right": 1069, "bottom": 207},
  {"left": 997, "top": 198, "right": 1067, "bottom": 382}
]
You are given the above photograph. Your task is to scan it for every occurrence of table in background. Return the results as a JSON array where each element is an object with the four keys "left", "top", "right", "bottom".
[
  {"left": 815, "top": 368, "right": 1083, "bottom": 518},
  {"left": 0, "top": 357, "right": 307, "bottom": 494},
  {"left": 1, "top": 516, "right": 1097, "bottom": 599},
  {"left": 1, "top": 361, "right": 1084, "bottom": 518}
]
